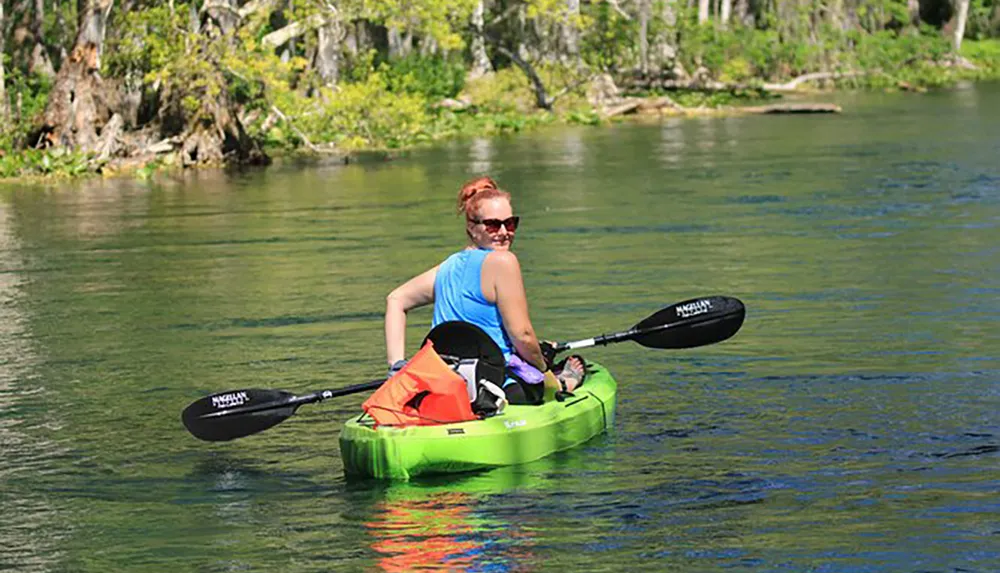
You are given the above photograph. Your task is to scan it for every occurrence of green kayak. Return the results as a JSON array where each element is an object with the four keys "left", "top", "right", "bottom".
[{"left": 339, "top": 361, "right": 617, "bottom": 480}]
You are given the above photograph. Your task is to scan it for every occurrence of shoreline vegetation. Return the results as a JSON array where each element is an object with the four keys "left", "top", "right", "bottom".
[{"left": 0, "top": 1, "right": 998, "bottom": 182}]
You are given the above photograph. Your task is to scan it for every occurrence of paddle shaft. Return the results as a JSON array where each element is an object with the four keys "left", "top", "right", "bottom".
[
  {"left": 553, "top": 310, "right": 733, "bottom": 352},
  {"left": 198, "top": 379, "right": 384, "bottom": 420}
]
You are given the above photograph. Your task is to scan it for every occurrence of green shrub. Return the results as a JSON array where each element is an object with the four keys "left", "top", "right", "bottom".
[
  {"left": 297, "top": 74, "right": 431, "bottom": 150},
  {"left": 0, "top": 148, "right": 96, "bottom": 179},
  {"left": 962, "top": 39, "right": 1000, "bottom": 75},
  {"left": 1, "top": 69, "right": 54, "bottom": 148},
  {"left": 462, "top": 68, "right": 537, "bottom": 113},
  {"left": 380, "top": 54, "right": 466, "bottom": 101}
]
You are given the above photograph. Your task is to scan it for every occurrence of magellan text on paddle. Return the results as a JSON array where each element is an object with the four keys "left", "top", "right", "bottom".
[
  {"left": 212, "top": 391, "right": 250, "bottom": 409},
  {"left": 676, "top": 299, "right": 712, "bottom": 318}
]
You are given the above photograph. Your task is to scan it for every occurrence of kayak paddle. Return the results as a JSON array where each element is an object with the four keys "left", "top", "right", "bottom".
[
  {"left": 551, "top": 295, "right": 745, "bottom": 354},
  {"left": 182, "top": 379, "right": 383, "bottom": 442},
  {"left": 182, "top": 295, "right": 745, "bottom": 442}
]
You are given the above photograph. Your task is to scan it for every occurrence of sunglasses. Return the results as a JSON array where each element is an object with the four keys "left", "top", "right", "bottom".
[{"left": 472, "top": 216, "right": 520, "bottom": 233}]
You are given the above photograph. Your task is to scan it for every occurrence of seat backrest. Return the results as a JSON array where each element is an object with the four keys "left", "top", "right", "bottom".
[{"left": 422, "top": 321, "right": 505, "bottom": 387}]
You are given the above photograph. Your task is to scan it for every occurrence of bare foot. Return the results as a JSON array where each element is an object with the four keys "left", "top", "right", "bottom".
[{"left": 557, "top": 356, "right": 585, "bottom": 392}]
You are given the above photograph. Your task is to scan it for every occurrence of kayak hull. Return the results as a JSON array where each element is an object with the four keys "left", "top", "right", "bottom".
[{"left": 339, "top": 361, "right": 617, "bottom": 480}]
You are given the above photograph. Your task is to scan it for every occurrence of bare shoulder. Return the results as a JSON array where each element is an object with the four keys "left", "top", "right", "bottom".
[{"left": 485, "top": 250, "right": 521, "bottom": 274}]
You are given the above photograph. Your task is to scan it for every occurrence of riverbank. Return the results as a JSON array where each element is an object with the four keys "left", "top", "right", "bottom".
[{"left": 2, "top": 39, "right": 998, "bottom": 184}]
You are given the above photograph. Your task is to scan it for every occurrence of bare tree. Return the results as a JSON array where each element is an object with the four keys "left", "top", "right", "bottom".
[
  {"left": 698, "top": 0, "right": 710, "bottom": 24},
  {"left": 0, "top": 1, "right": 7, "bottom": 123},
  {"left": 953, "top": 0, "right": 970, "bottom": 51},
  {"left": 30, "top": 0, "right": 54, "bottom": 76},
  {"left": 720, "top": 0, "right": 732, "bottom": 28},
  {"left": 638, "top": 0, "right": 651, "bottom": 73},
  {"left": 315, "top": 20, "right": 342, "bottom": 87},
  {"left": 655, "top": 0, "right": 681, "bottom": 76},
  {"left": 387, "top": 26, "right": 409, "bottom": 58},
  {"left": 36, "top": 0, "right": 115, "bottom": 150},
  {"left": 469, "top": 0, "right": 492, "bottom": 79},
  {"left": 733, "top": 0, "right": 748, "bottom": 25},
  {"left": 562, "top": 0, "right": 580, "bottom": 63}
]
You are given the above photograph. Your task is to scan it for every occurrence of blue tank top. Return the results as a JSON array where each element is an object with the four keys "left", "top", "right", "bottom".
[{"left": 432, "top": 249, "right": 514, "bottom": 357}]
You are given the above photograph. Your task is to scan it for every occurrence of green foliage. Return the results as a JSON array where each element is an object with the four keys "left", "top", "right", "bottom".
[
  {"left": 103, "top": 5, "right": 188, "bottom": 87},
  {"left": 846, "top": 29, "right": 954, "bottom": 87},
  {"left": 0, "top": 148, "right": 96, "bottom": 179},
  {"left": 2, "top": 0, "right": 999, "bottom": 181},
  {"left": 966, "top": 0, "right": 1000, "bottom": 38},
  {"left": 962, "top": 39, "right": 1000, "bottom": 74},
  {"left": 358, "top": 0, "right": 478, "bottom": 51},
  {"left": 462, "top": 69, "right": 538, "bottom": 113},
  {"left": 580, "top": 1, "right": 636, "bottom": 72},
  {"left": 380, "top": 54, "right": 466, "bottom": 101},
  {"left": 565, "top": 109, "right": 602, "bottom": 125},
  {"left": 0, "top": 69, "right": 53, "bottom": 151},
  {"left": 293, "top": 74, "right": 431, "bottom": 150}
]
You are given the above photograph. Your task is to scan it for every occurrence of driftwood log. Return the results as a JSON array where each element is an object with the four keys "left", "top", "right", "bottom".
[
  {"left": 619, "top": 70, "right": 869, "bottom": 94},
  {"left": 738, "top": 103, "right": 842, "bottom": 114}
]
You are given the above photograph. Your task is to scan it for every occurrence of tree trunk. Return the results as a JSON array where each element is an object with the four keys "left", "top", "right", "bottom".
[
  {"left": 720, "top": 0, "right": 732, "bottom": 28},
  {"left": 10, "top": 0, "right": 32, "bottom": 68},
  {"left": 36, "top": 0, "right": 115, "bottom": 150},
  {"left": 0, "top": 2, "right": 8, "bottom": 123},
  {"left": 202, "top": 0, "right": 240, "bottom": 35},
  {"left": 734, "top": 0, "right": 749, "bottom": 25},
  {"left": 698, "top": 0, "right": 711, "bottom": 24},
  {"left": 388, "top": 26, "right": 411, "bottom": 58},
  {"left": 908, "top": 0, "right": 921, "bottom": 26},
  {"left": 315, "top": 20, "right": 342, "bottom": 87},
  {"left": 562, "top": 0, "right": 580, "bottom": 63},
  {"left": 638, "top": 0, "right": 650, "bottom": 74},
  {"left": 952, "top": 0, "right": 969, "bottom": 51},
  {"left": 654, "top": 0, "right": 680, "bottom": 76},
  {"left": 469, "top": 0, "right": 492, "bottom": 79},
  {"left": 516, "top": 3, "right": 530, "bottom": 62},
  {"left": 29, "top": 0, "right": 55, "bottom": 77},
  {"left": 344, "top": 21, "right": 359, "bottom": 58},
  {"left": 494, "top": 45, "right": 551, "bottom": 109},
  {"left": 421, "top": 35, "right": 439, "bottom": 56}
]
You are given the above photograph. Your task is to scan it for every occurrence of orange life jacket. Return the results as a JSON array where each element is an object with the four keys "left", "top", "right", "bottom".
[{"left": 362, "top": 340, "right": 476, "bottom": 427}]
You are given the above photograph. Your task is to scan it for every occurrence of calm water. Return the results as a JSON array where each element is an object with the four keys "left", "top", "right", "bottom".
[{"left": 1, "top": 84, "right": 998, "bottom": 572}]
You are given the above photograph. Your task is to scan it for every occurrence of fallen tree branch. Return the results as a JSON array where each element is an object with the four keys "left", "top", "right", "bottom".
[
  {"left": 762, "top": 71, "right": 867, "bottom": 91},
  {"left": 237, "top": 0, "right": 278, "bottom": 19},
  {"left": 487, "top": 4, "right": 519, "bottom": 27},
  {"left": 142, "top": 136, "right": 181, "bottom": 155},
  {"left": 620, "top": 69, "right": 875, "bottom": 93},
  {"left": 268, "top": 105, "right": 337, "bottom": 153},
  {"left": 605, "top": 0, "right": 632, "bottom": 20},
  {"left": 737, "top": 103, "right": 842, "bottom": 114},
  {"left": 262, "top": 12, "right": 334, "bottom": 48},
  {"left": 603, "top": 98, "right": 642, "bottom": 117}
]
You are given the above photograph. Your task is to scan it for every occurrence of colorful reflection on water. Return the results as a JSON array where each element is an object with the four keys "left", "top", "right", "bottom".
[{"left": 366, "top": 491, "right": 535, "bottom": 572}]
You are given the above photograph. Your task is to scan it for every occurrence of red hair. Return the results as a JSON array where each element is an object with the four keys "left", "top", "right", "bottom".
[{"left": 457, "top": 176, "right": 510, "bottom": 219}]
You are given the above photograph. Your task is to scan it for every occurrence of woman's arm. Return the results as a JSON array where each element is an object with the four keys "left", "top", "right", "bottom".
[
  {"left": 385, "top": 266, "right": 438, "bottom": 365},
  {"left": 489, "top": 251, "right": 548, "bottom": 372}
]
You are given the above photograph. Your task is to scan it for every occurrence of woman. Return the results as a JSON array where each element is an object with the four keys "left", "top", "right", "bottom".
[{"left": 384, "top": 176, "right": 583, "bottom": 404}]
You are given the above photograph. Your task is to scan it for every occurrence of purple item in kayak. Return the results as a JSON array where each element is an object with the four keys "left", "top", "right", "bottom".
[{"left": 507, "top": 354, "right": 545, "bottom": 384}]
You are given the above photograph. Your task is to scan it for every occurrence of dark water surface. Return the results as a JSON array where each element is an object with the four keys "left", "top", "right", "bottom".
[{"left": 1, "top": 84, "right": 998, "bottom": 572}]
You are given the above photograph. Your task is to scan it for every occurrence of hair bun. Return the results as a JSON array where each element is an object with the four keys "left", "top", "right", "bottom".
[{"left": 458, "top": 176, "right": 499, "bottom": 215}]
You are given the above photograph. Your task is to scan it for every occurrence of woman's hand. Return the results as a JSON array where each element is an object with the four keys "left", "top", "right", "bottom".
[{"left": 539, "top": 340, "right": 557, "bottom": 371}]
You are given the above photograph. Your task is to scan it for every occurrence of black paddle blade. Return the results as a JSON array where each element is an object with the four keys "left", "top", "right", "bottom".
[
  {"left": 631, "top": 296, "right": 745, "bottom": 349},
  {"left": 182, "top": 389, "right": 300, "bottom": 442}
]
